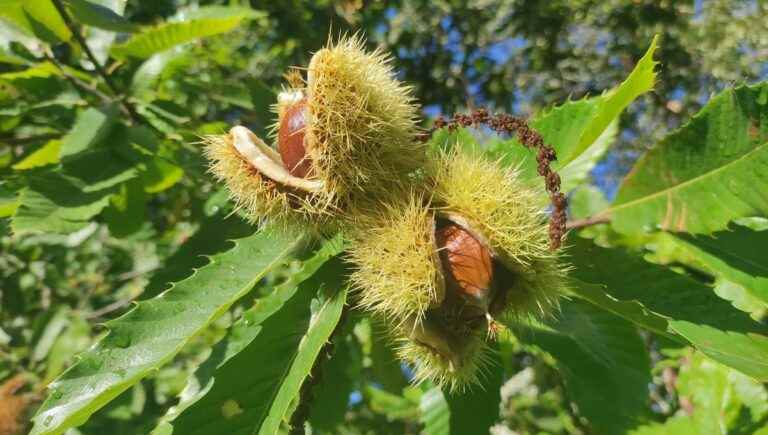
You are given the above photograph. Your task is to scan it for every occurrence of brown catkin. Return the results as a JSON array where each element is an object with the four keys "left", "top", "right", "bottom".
[{"left": 420, "top": 109, "right": 567, "bottom": 249}]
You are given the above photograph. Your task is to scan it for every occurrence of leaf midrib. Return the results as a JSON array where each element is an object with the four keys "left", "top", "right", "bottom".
[
  {"left": 33, "top": 233, "right": 302, "bottom": 435},
  {"left": 606, "top": 141, "right": 768, "bottom": 215}
]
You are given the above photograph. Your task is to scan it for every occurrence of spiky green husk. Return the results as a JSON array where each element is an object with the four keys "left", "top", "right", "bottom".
[
  {"left": 430, "top": 149, "right": 569, "bottom": 319},
  {"left": 346, "top": 192, "right": 442, "bottom": 323},
  {"left": 203, "top": 133, "right": 334, "bottom": 229},
  {"left": 395, "top": 316, "right": 494, "bottom": 392},
  {"left": 306, "top": 35, "right": 424, "bottom": 201}
]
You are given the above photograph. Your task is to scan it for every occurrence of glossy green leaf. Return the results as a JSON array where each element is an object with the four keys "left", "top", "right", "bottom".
[
  {"left": 156, "top": 237, "right": 343, "bottom": 425},
  {"left": 30, "top": 227, "right": 306, "bottom": 435},
  {"left": 576, "top": 34, "right": 658, "bottom": 151},
  {"left": 489, "top": 36, "right": 657, "bottom": 190},
  {"left": 521, "top": 300, "right": 652, "bottom": 434},
  {"left": 567, "top": 278, "right": 672, "bottom": 338},
  {"left": 569, "top": 235, "right": 768, "bottom": 380},
  {"left": 670, "top": 321, "right": 768, "bottom": 381},
  {"left": 609, "top": 82, "right": 768, "bottom": 234},
  {"left": 162, "top": 241, "right": 348, "bottom": 435},
  {"left": 110, "top": 7, "right": 262, "bottom": 59},
  {"left": 65, "top": 0, "right": 136, "bottom": 32}
]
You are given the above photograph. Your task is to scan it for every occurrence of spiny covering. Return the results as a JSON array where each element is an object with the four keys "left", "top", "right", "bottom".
[
  {"left": 430, "top": 149, "right": 568, "bottom": 320},
  {"left": 204, "top": 35, "right": 423, "bottom": 227},
  {"left": 396, "top": 317, "right": 493, "bottom": 393},
  {"left": 347, "top": 147, "right": 569, "bottom": 390},
  {"left": 203, "top": 132, "right": 333, "bottom": 229},
  {"left": 347, "top": 192, "right": 442, "bottom": 323},
  {"left": 305, "top": 35, "right": 423, "bottom": 199}
]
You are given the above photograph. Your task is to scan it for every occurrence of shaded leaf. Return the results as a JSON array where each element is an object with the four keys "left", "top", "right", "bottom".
[
  {"left": 30, "top": 227, "right": 306, "bottom": 435},
  {"left": 103, "top": 179, "right": 146, "bottom": 238},
  {"left": 521, "top": 300, "right": 652, "bottom": 434},
  {"left": 59, "top": 107, "right": 118, "bottom": 159},
  {"left": 567, "top": 278, "right": 672, "bottom": 339},
  {"left": 308, "top": 325, "right": 360, "bottom": 432},
  {"left": 11, "top": 151, "right": 136, "bottom": 235},
  {"left": 157, "top": 237, "right": 343, "bottom": 427},
  {"left": 569, "top": 235, "right": 768, "bottom": 380},
  {"left": 65, "top": 0, "right": 136, "bottom": 33},
  {"left": 648, "top": 225, "right": 768, "bottom": 318},
  {"left": 609, "top": 82, "right": 768, "bottom": 234},
  {"left": 444, "top": 349, "right": 503, "bottom": 435}
]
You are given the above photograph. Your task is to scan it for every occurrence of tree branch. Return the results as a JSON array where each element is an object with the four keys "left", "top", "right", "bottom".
[{"left": 50, "top": 0, "right": 142, "bottom": 123}]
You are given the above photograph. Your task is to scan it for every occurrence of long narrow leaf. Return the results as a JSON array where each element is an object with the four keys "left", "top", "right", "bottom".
[
  {"left": 163, "top": 244, "right": 348, "bottom": 434},
  {"left": 30, "top": 226, "right": 305, "bottom": 435}
]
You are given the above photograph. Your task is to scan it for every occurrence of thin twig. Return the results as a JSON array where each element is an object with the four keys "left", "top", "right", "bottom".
[
  {"left": 44, "top": 49, "right": 114, "bottom": 105},
  {"left": 565, "top": 214, "right": 610, "bottom": 230},
  {"left": 50, "top": 0, "right": 142, "bottom": 123}
]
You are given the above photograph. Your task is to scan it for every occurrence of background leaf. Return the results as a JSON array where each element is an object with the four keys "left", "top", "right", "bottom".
[
  {"left": 66, "top": 0, "right": 136, "bottom": 33},
  {"left": 521, "top": 300, "right": 652, "bottom": 434},
  {"left": 488, "top": 35, "right": 657, "bottom": 191},
  {"left": 110, "top": 7, "right": 262, "bottom": 59}
]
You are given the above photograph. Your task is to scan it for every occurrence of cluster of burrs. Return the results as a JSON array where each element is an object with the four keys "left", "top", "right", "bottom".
[{"left": 204, "top": 35, "right": 569, "bottom": 391}]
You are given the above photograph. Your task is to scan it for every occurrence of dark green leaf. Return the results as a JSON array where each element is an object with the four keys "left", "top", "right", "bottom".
[
  {"left": 649, "top": 225, "right": 768, "bottom": 317},
  {"left": 521, "top": 300, "right": 652, "bottom": 434},
  {"left": 65, "top": 0, "right": 136, "bottom": 33},
  {"left": 444, "top": 348, "right": 503, "bottom": 435},
  {"left": 569, "top": 235, "right": 768, "bottom": 380}
]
